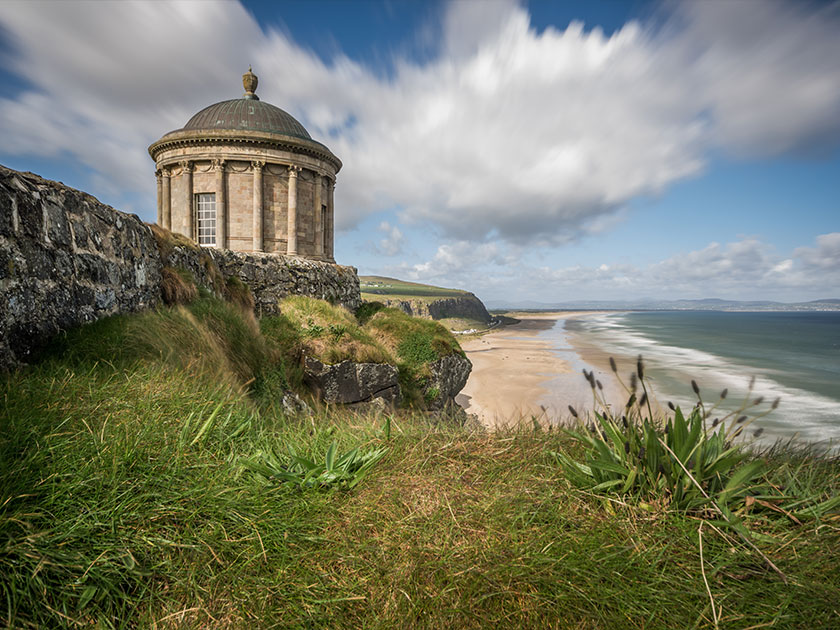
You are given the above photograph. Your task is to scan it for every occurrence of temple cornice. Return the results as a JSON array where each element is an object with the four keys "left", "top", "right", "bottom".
[{"left": 148, "top": 128, "right": 342, "bottom": 172}]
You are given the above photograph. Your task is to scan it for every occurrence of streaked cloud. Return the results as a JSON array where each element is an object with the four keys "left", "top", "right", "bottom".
[{"left": 1, "top": 0, "right": 838, "bottom": 246}]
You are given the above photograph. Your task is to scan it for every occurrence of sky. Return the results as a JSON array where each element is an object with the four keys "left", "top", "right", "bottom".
[{"left": 0, "top": 0, "right": 838, "bottom": 305}]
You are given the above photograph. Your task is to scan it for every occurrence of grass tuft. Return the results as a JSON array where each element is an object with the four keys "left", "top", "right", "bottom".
[{"left": 160, "top": 266, "right": 198, "bottom": 306}]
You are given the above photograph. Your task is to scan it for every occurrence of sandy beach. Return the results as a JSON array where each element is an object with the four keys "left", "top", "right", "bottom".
[{"left": 456, "top": 312, "right": 615, "bottom": 429}]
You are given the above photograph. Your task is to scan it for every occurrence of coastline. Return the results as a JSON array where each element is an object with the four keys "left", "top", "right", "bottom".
[{"left": 457, "top": 311, "right": 612, "bottom": 429}]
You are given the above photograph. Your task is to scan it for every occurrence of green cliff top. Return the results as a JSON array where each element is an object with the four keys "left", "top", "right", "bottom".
[{"left": 360, "top": 275, "right": 470, "bottom": 301}]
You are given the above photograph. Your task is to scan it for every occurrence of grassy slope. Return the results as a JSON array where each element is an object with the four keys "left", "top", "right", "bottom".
[
  {"left": 2, "top": 302, "right": 840, "bottom": 628},
  {"left": 360, "top": 275, "right": 469, "bottom": 302}
]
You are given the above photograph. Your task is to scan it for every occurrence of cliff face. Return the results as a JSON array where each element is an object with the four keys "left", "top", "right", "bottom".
[{"left": 376, "top": 294, "right": 492, "bottom": 323}]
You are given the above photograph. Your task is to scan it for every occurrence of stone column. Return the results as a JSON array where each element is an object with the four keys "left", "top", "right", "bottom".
[
  {"left": 287, "top": 165, "right": 301, "bottom": 255},
  {"left": 213, "top": 159, "right": 226, "bottom": 249},
  {"left": 161, "top": 168, "right": 171, "bottom": 230},
  {"left": 155, "top": 170, "right": 163, "bottom": 226},
  {"left": 180, "top": 161, "right": 193, "bottom": 239},
  {"left": 327, "top": 178, "right": 335, "bottom": 261},
  {"left": 252, "top": 160, "right": 264, "bottom": 252},
  {"left": 313, "top": 173, "right": 323, "bottom": 259}
]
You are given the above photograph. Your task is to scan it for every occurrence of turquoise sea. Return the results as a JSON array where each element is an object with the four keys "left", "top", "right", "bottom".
[{"left": 557, "top": 311, "right": 840, "bottom": 448}]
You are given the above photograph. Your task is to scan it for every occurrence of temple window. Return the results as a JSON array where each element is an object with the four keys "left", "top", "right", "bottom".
[{"left": 195, "top": 193, "right": 217, "bottom": 246}]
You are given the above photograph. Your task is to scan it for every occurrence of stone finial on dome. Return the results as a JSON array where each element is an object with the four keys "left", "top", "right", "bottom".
[{"left": 242, "top": 66, "right": 259, "bottom": 100}]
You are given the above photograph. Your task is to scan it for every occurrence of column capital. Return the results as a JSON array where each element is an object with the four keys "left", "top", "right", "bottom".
[
  {"left": 179, "top": 160, "right": 193, "bottom": 173},
  {"left": 212, "top": 159, "right": 226, "bottom": 171},
  {"left": 251, "top": 160, "right": 265, "bottom": 171},
  {"left": 155, "top": 169, "right": 162, "bottom": 180},
  {"left": 288, "top": 165, "right": 302, "bottom": 176}
]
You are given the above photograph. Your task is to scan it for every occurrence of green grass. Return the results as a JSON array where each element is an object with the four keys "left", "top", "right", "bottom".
[
  {"left": 2, "top": 304, "right": 839, "bottom": 628},
  {"left": 276, "top": 295, "right": 392, "bottom": 365},
  {"left": 365, "top": 308, "right": 465, "bottom": 405}
]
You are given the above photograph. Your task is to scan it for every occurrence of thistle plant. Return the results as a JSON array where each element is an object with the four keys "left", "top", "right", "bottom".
[
  {"left": 241, "top": 439, "right": 388, "bottom": 489},
  {"left": 553, "top": 357, "right": 840, "bottom": 583},
  {"left": 553, "top": 356, "right": 839, "bottom": 523}
]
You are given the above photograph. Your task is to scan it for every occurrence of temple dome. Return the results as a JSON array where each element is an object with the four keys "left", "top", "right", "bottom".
[
  {"left": 179, "top": 67, "right": 311, "bottom": 141},
  {"left": 182, "top": 99, "right": 312, "bottom": 141}
]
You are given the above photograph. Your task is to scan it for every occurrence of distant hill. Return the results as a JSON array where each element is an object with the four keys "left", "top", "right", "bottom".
[
  {"left": 360, "top": 276, "right": 470, "bottom": 301},
  {"left": 485, "top": 297, "right": 840, "bottom": 312},
  {"left": 360, "top": 276, "right": 493, "bottom": 328}
]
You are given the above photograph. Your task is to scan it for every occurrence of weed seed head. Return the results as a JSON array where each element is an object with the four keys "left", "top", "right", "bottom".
[
  {"left": 568, "top": 405, "right": 579, "bottom": 419},
  {"left": 753, "top": 396, "right": 764, "bottom": 406},
  {"left": 691, "top": 380, "right": 700, "bottom": 396},
  {"left": 609, "top": 357, "right": 617, "bottom": 373},
  {"left": 720, "top": 388, "right": 728, "bottom": 399},
  {"left": 712, "top": 418, "right": 720, "bottom": 427},
  {"left": 736, "top": 415, "right": 748, "bottom": 424},
  {"left": 636, "top": 355, "right": 645, "bottom": 380},
  {"left": 639, "top": 392, "right": 648, "bottom": 408},
  {"left": 772, "top": 397, "right": 780, "bottom": 410},
  {"left": 753, "top": 428, "right": 764, "bottom": 438},
  {"left": 667, "top": 401, "right": 676, "bottom": 411},
  {"left": 630, "top": 372, "right": 638, "bottom": 392}
]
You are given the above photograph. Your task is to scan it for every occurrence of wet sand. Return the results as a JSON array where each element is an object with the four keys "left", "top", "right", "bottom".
[{"left": 457, "top": 312, "right": 608, "bottom": 429}]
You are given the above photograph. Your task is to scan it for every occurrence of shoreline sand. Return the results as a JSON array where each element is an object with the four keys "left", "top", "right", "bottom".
[{"left": 456, "top": 311, "right": 613, "bottom": 429}]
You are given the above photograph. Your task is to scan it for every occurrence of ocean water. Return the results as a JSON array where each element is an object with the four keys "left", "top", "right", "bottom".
[{"left": 562, "top": 311, "right": 840, "bottom": 448}]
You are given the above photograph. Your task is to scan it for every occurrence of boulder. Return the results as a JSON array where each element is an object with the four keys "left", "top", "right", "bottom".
[
  {"left": 423, "top": 353, "right": 472, "bottom": 410},
  {"left": 303, "top": 356, "right": 400, "bottom": 405}
]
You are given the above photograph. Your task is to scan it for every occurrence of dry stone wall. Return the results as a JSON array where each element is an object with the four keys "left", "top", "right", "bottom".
[
  {"left": 0, "top": 166, "right": 162, "bottom": 368},
  {"left": 210, "top": 250, "right": 359, "bottom": 317},
  {"left": 0, "top": 165, "right": 360, "bottom": 370}
]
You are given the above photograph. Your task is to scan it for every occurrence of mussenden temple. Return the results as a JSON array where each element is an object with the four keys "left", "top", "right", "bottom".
[{"left": 148, "top": 68, "right": 341, "bottom": 261}]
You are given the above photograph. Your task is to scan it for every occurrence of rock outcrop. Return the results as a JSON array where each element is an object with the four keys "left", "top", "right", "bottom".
[
  {"left": 375, "top": 294, "right": 491, "bottom": 324},
  {"left": 303, "top": 356, "right": 400, "bottom": 405},
  {"left": 423, "top": 353, "right": 473, "bottom": 410}
]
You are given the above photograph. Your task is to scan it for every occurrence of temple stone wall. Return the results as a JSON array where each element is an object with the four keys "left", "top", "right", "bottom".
[
  {"left": 226, "top": 167, "right": 254, "bottom": 247},
  {"left": 152, "top": 140, "right": 337, "bottom": 261},
  {"left": 0, "top": 165, "right": 361, "bottom": 371}
]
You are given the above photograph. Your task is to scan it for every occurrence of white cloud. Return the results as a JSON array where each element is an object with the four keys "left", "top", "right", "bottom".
[
  {"left": 794, "top": 233, "right": 840, "bottom": 271},
  {"left": 0, "top": 0, "right": 838, "bottom": 244},
  {"left": 667, "top": 0, "right": 840, "bottom": 157},
  {"left": 376, "top": 221, "right": 405, "bottom": 256},
  {"left": 389, "top": 234, "right": 840, "bottom": 303}
]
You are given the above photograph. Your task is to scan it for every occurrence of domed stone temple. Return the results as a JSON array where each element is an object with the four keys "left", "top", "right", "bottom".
[{"left": 148, "top": 68, "right": 341, "bottom": 261}]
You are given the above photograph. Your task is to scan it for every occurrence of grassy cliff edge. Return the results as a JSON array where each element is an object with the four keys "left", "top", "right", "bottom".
[{"left": 1, "top": 296, "right": 839, "bottom": 628}]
